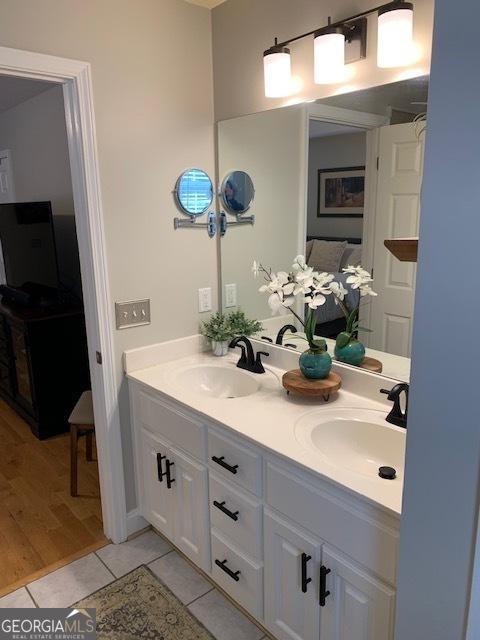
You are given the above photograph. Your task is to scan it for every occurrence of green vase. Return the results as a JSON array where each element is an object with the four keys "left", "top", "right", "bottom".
[
  {"left": 334, "top": 339, "right": 365, "bottom": 366},
  {"left": 299, "top": 349, "right": 332, "bottom": 380}
]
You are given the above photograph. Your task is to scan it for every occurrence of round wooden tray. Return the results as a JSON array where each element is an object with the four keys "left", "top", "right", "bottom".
[
  {"left": 359, "top": 357, "right": 383, "bottom": 373},
  {"left": 282, "top": 369, "right": 342, "bottom": 402}
]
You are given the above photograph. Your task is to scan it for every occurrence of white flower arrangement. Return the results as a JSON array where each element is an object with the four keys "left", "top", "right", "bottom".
[{"left": 253, "top": 256, "right": 377, "bottom": 352}]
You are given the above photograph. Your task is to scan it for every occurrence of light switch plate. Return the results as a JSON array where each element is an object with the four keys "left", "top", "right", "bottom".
[
  {"left": 115, "top": 299, "right": 151, "bottom": 329},
  {"left": 198, "top": 287, "right": 212, "bottom": 313},
  {"left": 225, "top": 283, "right": 237, "bottom": 308}
]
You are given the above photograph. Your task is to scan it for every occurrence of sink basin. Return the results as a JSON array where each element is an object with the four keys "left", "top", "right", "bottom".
[
  {"left": 294, "top": 408, "right": 406, "bottom": 478},
  {"left": 174, "top": 364, "right": 260, "bottom": 399}
]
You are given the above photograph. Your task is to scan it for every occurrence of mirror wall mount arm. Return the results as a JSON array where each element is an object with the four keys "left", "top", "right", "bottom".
[
  {"left": 173, "top": 211, "right": 217, "bottom": 238},
  {"left": 219, "top": 211, "right": 255, "bottom": 236},
  {"left": 271, "top": 0, "right": 410, "bottom": 49}
]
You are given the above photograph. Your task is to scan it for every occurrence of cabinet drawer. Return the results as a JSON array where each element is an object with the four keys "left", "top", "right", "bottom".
[
  {"left": 265, "top": 461, "right": 399, "bottom": 585},
  {"left": 211, "top": 529, "right": 263, "bottom": 620},
  {"left": 138, "top": 390, "right": 206, "bottom": 460},
  {"left": 209, "top": 473, "right": 262, "bottom": 560},
  {"left": 208, "top": 429, "right": 262, "bottom": 496}
]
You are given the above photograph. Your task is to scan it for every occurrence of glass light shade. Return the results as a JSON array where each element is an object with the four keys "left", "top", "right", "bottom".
[
  {"left": 314, "top": 31, "right": 345, "bottom": 84},
  {"left": 377, "top": 5, "right": 414, "bottom": 68},
  {"left": 263, "top": 48, "right": 291, "bottom": 98}
]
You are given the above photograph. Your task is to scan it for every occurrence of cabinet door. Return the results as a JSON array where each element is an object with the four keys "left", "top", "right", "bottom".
[
  {"left": 320, "top": 545, "right": 395, "bottom": 640},
  {"left": 170, "top": 446, "right": 211, "bottom": 572},
  {"left": 264, "top": 509, "right": 321, "bottom": 640},
  {"left": 11, "top": 323, "right": 35, "bottom": 412},
  {"left": 138, "top": 426, "right": 174, "bottom": 539}
]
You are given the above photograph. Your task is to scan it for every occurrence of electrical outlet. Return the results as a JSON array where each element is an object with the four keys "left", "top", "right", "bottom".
[
  {"left": 198, "top": 287, "right": 212, "bottom": 313},
  {"left": 115, "top": 299, "right": 151, "bottom": 329},
  {"left": 225, "top": 283, "right": 237, "bottom": 308}
]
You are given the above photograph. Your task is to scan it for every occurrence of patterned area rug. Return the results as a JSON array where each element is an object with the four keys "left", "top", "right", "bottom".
[{"left": 75, "top": 565, "right": 215, "bottom": 639}]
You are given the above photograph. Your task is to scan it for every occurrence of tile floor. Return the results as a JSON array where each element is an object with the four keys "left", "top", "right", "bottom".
[{"left": 0, "top": 529, "right": 268, "bottom": 640}]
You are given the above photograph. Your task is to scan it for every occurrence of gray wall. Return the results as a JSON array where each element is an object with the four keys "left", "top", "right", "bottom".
[
  {"left": 212, "top": 0, "right": 434, "bottom": 121},
  {"left": 0, "top": 85, "right": 81, "bottom": 297},
  {"left": 0, "top": 0, "right": 216, "bottom": 513},
  {"left": 395, "top": 0, "right": 480, "bottom": 637},
  {"left": 307, "top": 132, "right": 366, "bottom": 239}
]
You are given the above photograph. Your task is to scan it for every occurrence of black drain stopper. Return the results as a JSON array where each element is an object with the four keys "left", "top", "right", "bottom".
[{"left": 378, "top": 466, "right": 396, "bottom": 480}]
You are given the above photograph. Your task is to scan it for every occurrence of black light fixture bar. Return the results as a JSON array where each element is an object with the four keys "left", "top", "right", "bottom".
[{"left": 271, "top": 0, "right": 408, "bottom": 49}]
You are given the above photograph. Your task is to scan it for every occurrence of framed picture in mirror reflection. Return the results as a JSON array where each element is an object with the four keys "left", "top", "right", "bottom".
[{"left": 317, "top": 166, "right": 365, "bottom": 217}]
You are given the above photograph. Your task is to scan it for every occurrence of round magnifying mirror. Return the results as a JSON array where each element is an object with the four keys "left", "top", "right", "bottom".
[
  {"left": 221, "top": 171, "right": 255, "bottom": 215},
  {"left": 174, "top": 168, "right": 213, "bottom": 217}
]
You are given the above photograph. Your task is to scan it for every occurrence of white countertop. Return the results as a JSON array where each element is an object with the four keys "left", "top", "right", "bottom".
[{"left": 126, "top": 340, "right": 404, "bottom": 517}]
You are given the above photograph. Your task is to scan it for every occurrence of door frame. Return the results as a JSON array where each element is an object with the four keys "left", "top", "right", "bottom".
[
  {"left": 0, "top": 46, "right": 127, "bottom": 543},
  {"left": 0, "top": 148, "right": 16, "bottom": 202}
]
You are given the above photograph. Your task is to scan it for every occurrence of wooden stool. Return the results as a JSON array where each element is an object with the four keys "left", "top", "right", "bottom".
[{"left": 69, "top": 390, "right": 95, "bottom": 497}]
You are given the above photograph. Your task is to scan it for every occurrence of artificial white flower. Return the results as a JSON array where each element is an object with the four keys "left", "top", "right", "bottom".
[
  {"left": 329, "top": 281, "right": 348, "bottom": 302},
  {"left": 360, "top": 284, "right": 378, "bottom": 297},
  {"left": 293, "top": 255, "right": 307, "bottom": 269},
  {"left": 306, "top": 294, "right": 327, "bottom": 309},
  {"left": 251, "top": 260, "right": 260, "bottom": 278},
  {"left": 267, "top": 292, "right": 294, "bottom": 315}
]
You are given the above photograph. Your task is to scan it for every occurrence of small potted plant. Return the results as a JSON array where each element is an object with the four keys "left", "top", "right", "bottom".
[
  {"left": 200, "top": 312, "right": 233, "bottom": 356},
  {"left": 200, "top": 310, "right": 263, "bottom": 356},
  {"left": 228, "top": 309, "right": 263, "bottom": 338},
  {"left": 253, "top": 256, "right": 333, "bottom": 379},
  {"left": 331, "top": 266, "right": 377, "bottom": 366}
]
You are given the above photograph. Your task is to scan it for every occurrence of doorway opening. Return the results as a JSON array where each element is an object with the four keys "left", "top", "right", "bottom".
[{"left": 0, "top": 46, "right": 127, "bottom": 596}]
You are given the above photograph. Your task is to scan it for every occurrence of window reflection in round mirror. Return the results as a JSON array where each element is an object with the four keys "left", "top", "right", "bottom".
[
  {"left": 221, "top": 171, "right": 255, "bottom": 215},
  {"left": 174, "top": 168, "right": 213, "bottom": 217}
]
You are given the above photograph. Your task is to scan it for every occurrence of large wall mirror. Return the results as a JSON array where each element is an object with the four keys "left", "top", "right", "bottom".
[{"left": 217, "top": 76, "right": 428, "bottom": 382}]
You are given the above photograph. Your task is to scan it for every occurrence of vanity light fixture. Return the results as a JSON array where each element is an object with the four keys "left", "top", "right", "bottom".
[
  {"left": 263, "top": 0, "right": 415, "bottom": 97},
  {"left": 314, "top": 23, "right": 346, "bottom": 84},
  {"left": 263, "top": 38, "right": 291, "bottom": 98},
  {"left": 377, "top": 1, "right": 414, "bottom": 68}
]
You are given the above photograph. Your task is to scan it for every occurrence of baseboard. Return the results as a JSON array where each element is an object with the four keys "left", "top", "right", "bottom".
[{"left": 126, "top": 508, "right": 148, "bottom": 537}]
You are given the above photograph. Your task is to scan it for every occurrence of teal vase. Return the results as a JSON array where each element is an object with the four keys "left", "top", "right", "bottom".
[
  {"left": 334, "top": 339, "right": 365, "bottom": 366},
  {"left": 299, "top": 349, "right": 332, "bottom": 380}
]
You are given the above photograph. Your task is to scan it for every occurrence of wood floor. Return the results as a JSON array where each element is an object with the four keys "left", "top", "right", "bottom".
[{"left": 0, "top": 399, "right": 107, "bottom": 594}]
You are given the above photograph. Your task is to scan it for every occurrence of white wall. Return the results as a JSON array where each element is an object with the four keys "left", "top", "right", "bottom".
[
  {"left": 219, "top": 105, "right": 306, "bottom": 321},
  {"left": 0, "top": 0, "right": 216, "bottom": 513},
  {"left": 394, "top": 0, "right": 480, "bottom": 637},
  {"left": 212, "top": 0, "right": 434, "bottom": 121},
  {"left": 0, "top": 85, "right": 81, "bottom": 296},
  {"left": 307, "top": 132, "right": 366, "bottom": 239}
]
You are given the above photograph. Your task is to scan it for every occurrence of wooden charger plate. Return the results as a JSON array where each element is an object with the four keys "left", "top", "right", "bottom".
[{"left": 282, "top": 369, "right": 342, "bottom": 401}]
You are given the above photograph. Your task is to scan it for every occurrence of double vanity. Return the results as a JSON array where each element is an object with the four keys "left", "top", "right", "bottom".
[{"left": 125, "top": 335, "right": 405, "bottom": 640}]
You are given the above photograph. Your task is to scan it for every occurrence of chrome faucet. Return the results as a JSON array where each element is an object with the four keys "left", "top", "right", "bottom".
[
  {"left": 380, "top": 383, "right": 409, "bottom": 429},
  {"left": 229, "top": 336, "right": 269, "bottom": 374}
]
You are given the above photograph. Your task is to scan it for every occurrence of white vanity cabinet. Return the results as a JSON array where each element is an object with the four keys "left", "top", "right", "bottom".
[
  {"left": 264, "top": 509, "right": 395, "bottom": 640},
  {"left": 129, "top": 381, "right": 399, "bottom": 640},
  {"left": 133, "top": 389, "right": 211, "bottom": 572}
]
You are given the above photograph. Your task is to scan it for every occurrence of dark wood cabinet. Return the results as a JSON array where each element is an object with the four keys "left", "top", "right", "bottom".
[{"left": 0, "top": 302, "right": 90, "bottom": 439}]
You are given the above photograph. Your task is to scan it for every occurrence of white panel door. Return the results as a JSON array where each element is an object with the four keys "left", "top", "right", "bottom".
[
  {"left": 0, "top": 150, "right": 15, "bottom": 203},
  {"left": 170, "top": 446, "right": 211, "bottom": 572},
  {"left": 369, "top": 123, "right": 424, "bottom": 356},
  {"left": 138, "top": 426, "right": 174, "bottom": 539},
  {"left": 320, "top": 545, "right": 395, "bottom": 640},
  {"left": 264, "top": 509, "right": 321, "bottom": 640}
]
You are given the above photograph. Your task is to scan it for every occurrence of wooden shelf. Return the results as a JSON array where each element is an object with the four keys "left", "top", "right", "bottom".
[{"left": 384, "top": 238, "right": 418, "bottom": 262}]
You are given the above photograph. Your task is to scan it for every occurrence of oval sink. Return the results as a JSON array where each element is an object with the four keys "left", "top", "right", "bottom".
[
  {"left": 294, "top": 408, "right": 406, "bottom": 478},
  {"left": 174, "top": 364, "right": 261, "bottom": 399}
]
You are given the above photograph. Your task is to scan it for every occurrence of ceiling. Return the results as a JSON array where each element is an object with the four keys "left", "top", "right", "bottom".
[
  {"left": 321, "top": 76, "right": 429, "bottom": 116},
  {"left": 0, "top": 75, "right": 54, "bottom": 114},
  {"left": 309, "top": 120, "right": 364, "bottom": 139},
  {"left": 184, "top": 0, "right": 227, "bottom": 8}
]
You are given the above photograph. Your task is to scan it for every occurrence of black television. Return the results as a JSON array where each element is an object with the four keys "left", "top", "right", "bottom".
[{"left": 0, "top": 201, "right": 60, "bottom": 305}]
